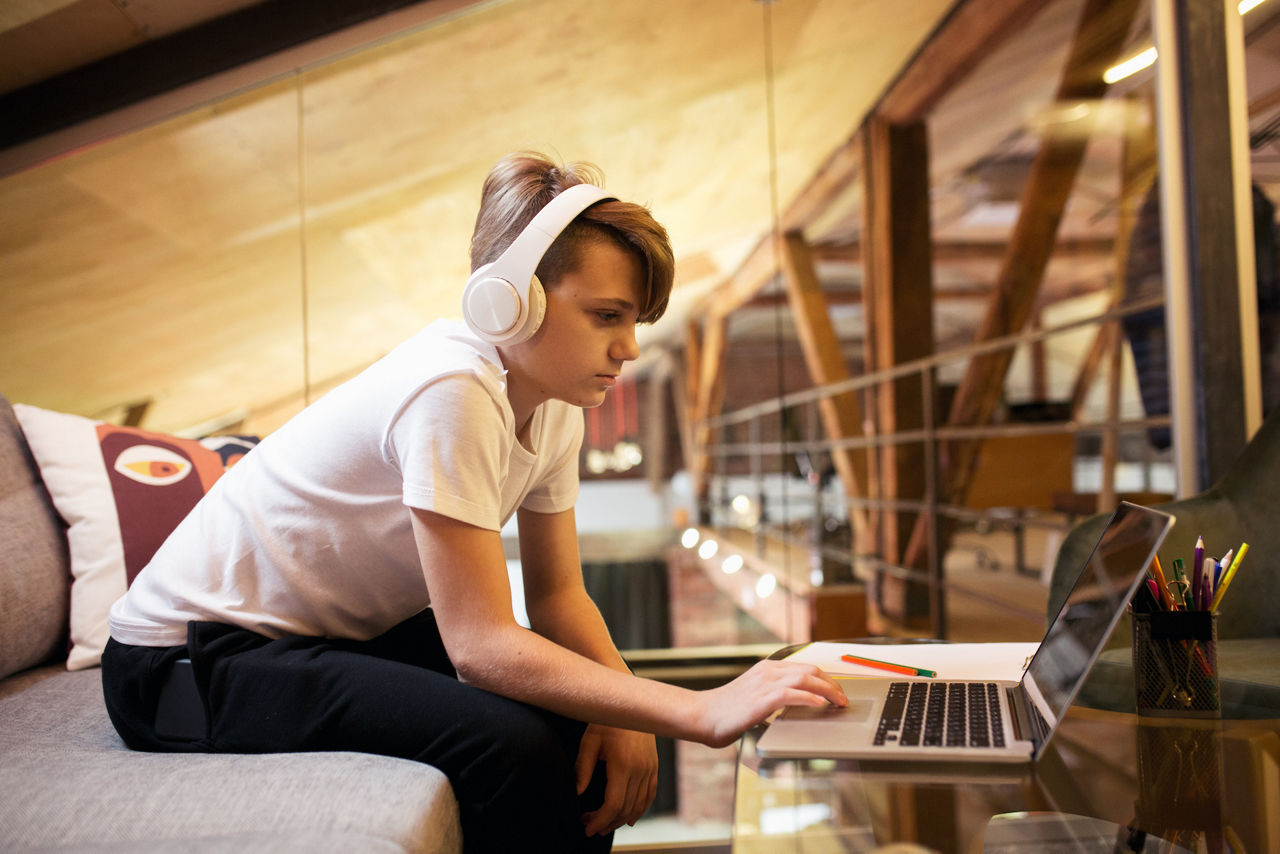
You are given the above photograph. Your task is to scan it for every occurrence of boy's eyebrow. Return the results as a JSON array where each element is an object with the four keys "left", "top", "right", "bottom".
[{"left": 591, "top": 297, "right": 638, "bottom": 312}]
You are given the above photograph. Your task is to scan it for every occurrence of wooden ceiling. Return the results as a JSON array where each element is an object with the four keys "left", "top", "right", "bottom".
[{"left": 3, "top": 0, "right": 1280, "bottom": 436}]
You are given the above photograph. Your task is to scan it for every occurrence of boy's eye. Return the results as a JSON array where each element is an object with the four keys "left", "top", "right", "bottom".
[{"left": 595, "top": 311, "right": 620, "bottom": 322}]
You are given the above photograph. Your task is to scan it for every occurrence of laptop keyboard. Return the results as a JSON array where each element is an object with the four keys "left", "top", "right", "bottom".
[{"left": 873, "top": 681, "right": 1006, "bottom": 749}]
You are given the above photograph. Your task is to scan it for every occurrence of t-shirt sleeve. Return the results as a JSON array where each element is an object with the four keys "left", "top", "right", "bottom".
[
  {"left": 520, "top": 404, "right": 583, "bottom": 514},
  {"left": 388, "top": 372, "right": 510, "bottom": 531}
]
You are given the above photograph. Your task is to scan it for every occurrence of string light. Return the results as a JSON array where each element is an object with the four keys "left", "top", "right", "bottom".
[{"left": 756, "top": 573, "right": 777, "bottom": 599}]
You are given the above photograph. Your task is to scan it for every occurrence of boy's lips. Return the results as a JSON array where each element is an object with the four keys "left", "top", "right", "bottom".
[{"left": 597, "top": 374, "right": 619, "bottom": 387}]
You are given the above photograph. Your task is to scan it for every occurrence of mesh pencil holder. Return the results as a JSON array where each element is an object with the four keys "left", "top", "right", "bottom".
[{"left": 1131, "top": 610, "right": 1220, "bottom": 718}]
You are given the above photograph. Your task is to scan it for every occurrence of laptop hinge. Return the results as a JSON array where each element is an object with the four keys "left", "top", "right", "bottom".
[{"left": 1007, "top": 686, "right": 1043, "bottom": 749}]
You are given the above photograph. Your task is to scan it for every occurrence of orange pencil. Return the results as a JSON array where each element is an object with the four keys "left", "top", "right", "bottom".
[
  {"left": 841, "top": 654, "right": 936, "bottom": 678},
  {"left": 1149, "top": 555, "right": 1178, "bottom": 610}
]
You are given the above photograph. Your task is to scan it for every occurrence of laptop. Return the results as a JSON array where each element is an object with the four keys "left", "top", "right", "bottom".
[{"left": 756, "top": 501, "right": 1174, "bottom": 763}]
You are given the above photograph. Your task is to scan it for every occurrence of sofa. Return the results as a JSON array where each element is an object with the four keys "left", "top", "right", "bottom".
[{"left": 0, "top": 393, "right": 462, "bottom": 853}]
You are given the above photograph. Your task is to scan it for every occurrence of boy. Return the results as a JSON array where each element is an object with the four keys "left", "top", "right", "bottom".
[{"left": 103, "top": 152, "right": 846, "bottom": 852}]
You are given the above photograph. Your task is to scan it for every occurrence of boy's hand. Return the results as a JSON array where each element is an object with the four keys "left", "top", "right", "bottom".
[
  {"left": 576, "top": 723, "right": 658, "bottom": 836},
  {"left": 693, "top": 660, "right": 848, "bottom": 748}
]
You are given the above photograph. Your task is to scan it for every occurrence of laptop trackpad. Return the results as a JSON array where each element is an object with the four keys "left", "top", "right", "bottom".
[{"left": 785, "top": 698, "right": 875, "bottom": 722}]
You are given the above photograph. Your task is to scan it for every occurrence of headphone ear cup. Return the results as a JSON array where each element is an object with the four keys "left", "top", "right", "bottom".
[
  {"left": 463, "top": 183, "right": 613, "bottom": 343},
  {"left": 515, "top": 275, "right": 546, "bottom": 344},
  {"left": 463, "top": 263, "right": 526, "bottom": 343}
]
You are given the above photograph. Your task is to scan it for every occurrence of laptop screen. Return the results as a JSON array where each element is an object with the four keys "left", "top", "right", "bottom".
[{"left": 1022, "top": 502, "right": 1174, "bottom": 737}]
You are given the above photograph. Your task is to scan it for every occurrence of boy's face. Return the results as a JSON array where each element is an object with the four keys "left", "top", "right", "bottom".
[{"left": 503, "top": 238, "right": 644, "bottom": 411}]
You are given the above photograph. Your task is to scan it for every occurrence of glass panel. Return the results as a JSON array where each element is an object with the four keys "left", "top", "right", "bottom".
[{"left": 8, "top": 0, "right": 1225, "bottom": 844}]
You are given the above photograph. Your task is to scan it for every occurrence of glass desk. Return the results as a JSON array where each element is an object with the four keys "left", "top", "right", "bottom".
[{"left": 733, "top": 643, "right": 1280, "bottom": 853}]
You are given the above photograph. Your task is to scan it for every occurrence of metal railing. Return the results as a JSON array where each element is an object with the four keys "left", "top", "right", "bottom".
[{"left": 695, "top": 293, "right": 1173, "bottom": 639}]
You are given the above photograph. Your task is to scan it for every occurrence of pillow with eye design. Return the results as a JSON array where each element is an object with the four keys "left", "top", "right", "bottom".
[{"left": 13, "top": 403, "right": 257, "bottom": 670}]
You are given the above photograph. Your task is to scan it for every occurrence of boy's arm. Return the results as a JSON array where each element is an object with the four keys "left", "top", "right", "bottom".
[
  {"left": 409, "top": 502, "right": 844, "bottom": 732},
  {"left": 515, "top": 506, "right": 628, "bottom": 673},
  {"left": 411, "top": 506, "right": 842, "bottom": 736},
  {"left": 516, "top": 506, "right": 655, "bottom": 834}
]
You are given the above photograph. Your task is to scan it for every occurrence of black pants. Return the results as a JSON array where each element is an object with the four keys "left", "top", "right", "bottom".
[{"left": 101, "top": 612, "right": 612, "bottom": 853}]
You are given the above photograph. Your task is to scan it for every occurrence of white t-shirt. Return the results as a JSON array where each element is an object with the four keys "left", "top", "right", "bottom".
[{"left": 108, "top": 320, "right": 583, "bottom": 647}]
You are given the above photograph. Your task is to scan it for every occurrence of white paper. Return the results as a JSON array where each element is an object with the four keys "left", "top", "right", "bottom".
[{"left": 784, "top": 641, "right": 1039, "bottom": 681}]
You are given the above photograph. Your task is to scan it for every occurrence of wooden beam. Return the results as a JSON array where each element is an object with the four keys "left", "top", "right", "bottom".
[
  {"left": 855, "top": 129, "right": 884, "bottom": 560},
  {"left": 683, "top": 320, "right": 705, "bottom": 501},
  {"left": 645, "top": 356, "right": 672, "bottom": 493},
  {"left": 878, "top": 0, "right": 1048, "bottom": 123},
  {"left": 863, "top": 117, "right": 934, "bottom": 567},
  {"left": 684, "top": 320, "right": 703, "bottom": 427},
  {"left": 707, "top": 239, "right": 780, "bottom": 323},
  {"left": 903, "top": 0, "right": 1142, "bottom": 568},
  {"left": 861, "top": 117, "right": 936, "bottom": 627},
  {"left": 1098, "top": 320, "right": 1123, "bottom": 512},
  {"left": 779, "top": 231, "right": 870, "bottom": 544},
  {"left": 1069, "top": 316, "right": 1111, "bottom": 417},
  {"left": 668, "top": 350, "right": 696, "bottom": 494},
  {"left": 1029, "top": 313, "right": 1048, "bottom": 401},
  {"left": 689, "top": 315, "right": 729, "bottom": 507}
]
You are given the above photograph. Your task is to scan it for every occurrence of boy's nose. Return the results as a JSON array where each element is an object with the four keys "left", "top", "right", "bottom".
[{"left": 612, "top": 325, "right": 640, "bottom": 362}]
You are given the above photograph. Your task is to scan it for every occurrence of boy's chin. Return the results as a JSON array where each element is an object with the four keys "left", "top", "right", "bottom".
[{"left": 555, "top": 390, "right": 609, "bottom": 409}]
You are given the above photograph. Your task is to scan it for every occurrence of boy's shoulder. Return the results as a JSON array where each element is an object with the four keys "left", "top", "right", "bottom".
[{"left": 381, "top": 320, "right": 506, "bottom": 386}]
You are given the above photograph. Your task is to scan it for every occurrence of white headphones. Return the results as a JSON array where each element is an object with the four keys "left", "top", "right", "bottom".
[{"left": 462, "top": 182, "right": 615, "bottom": 345}]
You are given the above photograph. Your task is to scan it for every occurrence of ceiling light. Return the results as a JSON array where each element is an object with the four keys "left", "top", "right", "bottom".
[
  {"left": 697, "top": 538, "right": 719, "bottom": 560},
  {"left": 681, "top": 527, "right": 700, "bottom": 549},
  {"left": 721, "top": 554, "right": 744, "bottom": 575},
  {"left": 1103, "top": 47, "right": 1156, "bottom": 85}
]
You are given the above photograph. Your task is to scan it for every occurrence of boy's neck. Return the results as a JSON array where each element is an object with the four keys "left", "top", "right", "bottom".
[{"left": 505, "top": 374, "right": 542, "bottom": 452}]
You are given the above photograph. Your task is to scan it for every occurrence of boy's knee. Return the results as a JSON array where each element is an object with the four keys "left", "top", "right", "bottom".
[
  {"left": 477, "top": 704, "right": 579, "bottom": 778},
  {"left": 441, "top": 704, "right": 593, "bottom": 851},
  {"left": 416, "top": 696, "right": 580, "bottom": 786}
]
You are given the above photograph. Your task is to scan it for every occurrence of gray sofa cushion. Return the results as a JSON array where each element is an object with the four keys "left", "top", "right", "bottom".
[
  {"left": 0, "top": 393, "right": 70, "bottom": 680},
  {"left": 1, "top": 670, "right": 461, "bottom": 854}
]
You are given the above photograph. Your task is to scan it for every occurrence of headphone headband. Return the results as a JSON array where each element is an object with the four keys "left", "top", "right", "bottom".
[{"left": 463, "top": 183, "right": 615, "bottom": 345}]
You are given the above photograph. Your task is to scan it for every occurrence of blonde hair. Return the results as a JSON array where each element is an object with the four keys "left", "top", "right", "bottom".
[{"left": 469, "top": 152, "right": 674, "bottom": 323}]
